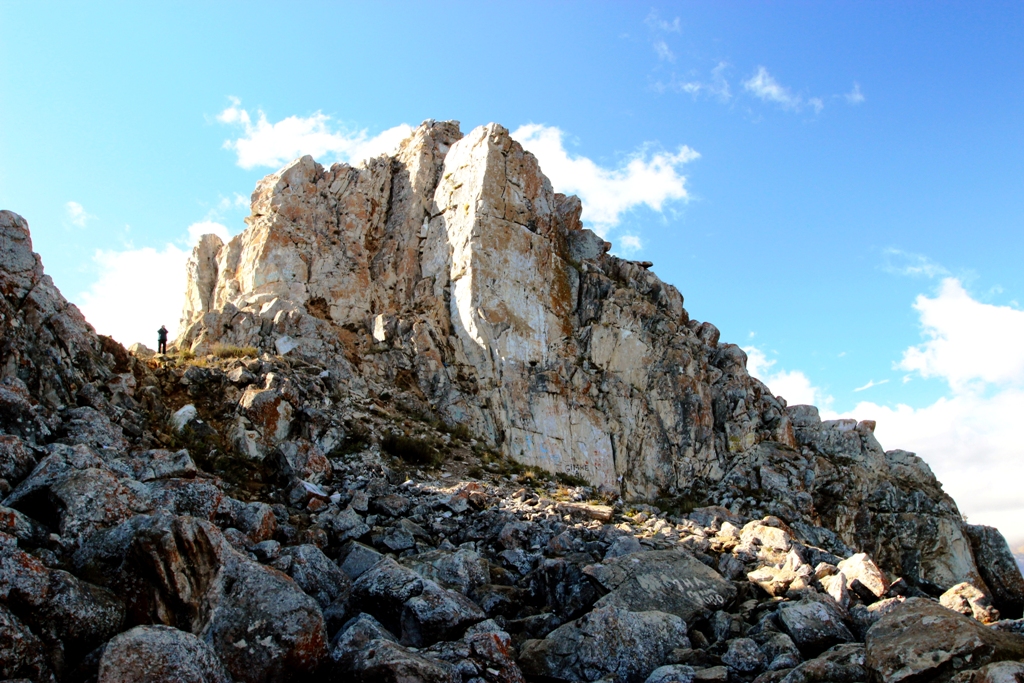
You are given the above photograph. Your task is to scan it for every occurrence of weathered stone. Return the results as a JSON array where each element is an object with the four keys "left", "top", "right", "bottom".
[
  {"left": 340, "top": 542, "right": 383, "bottom": 580},
  {"left": 646, "top": 665, "right": 696, "bottom": 683},
  {"left": 520, "top": 605, "right": 690, "bottom": 683},
  {"left": 865, "top": 598, "right": 1024, "bottom": 683},
  {"left": 836, "top": 552, "right": 889, "bottom": 601},
  {"left": 954, "top": 661, "right": 1024, "bottom": 683},
  {"left": 201, "top": 552, "right": 327, "bottom": 683},
  {"left": 585, "top": 549, "right": 736, "bottom": 623},
  {"left": 276, "top": 439, "right": 331, "bottom": 483},
  {"left": 351, "top": 556, "right": 425, "bottom": 633},
  {"left": 940, "top": 582, "right": 1001, "bottom": 624},
  {"left": 277, "top": 543, "right": 351, "bottom": 609},
  {"left": 777, "top": 595, "right": 854, "bottom": 657},
  {"left": 528, "top": 556, "right": 602, "bottom": 620},
  {"left": 722, "top": 637, "right": 768, "bottom": 674},
  {"left": 400, "top": 579, "right": 486, "bottom": 647},
  {"left": 402, "top": 547, "right": 489, "bottom": 595},
  {"left": 124, "top": 448, "right": 197, "bottom": 481},
  {"left": 0, "top": 602, "right": 54, "bottom": 682},
  {"left": 777, "top": 643, "right": 865, "bottom": 683},
  {"left": 343, "top": 637, "right": 459, "bottom": 683},
  {"left": 97, "top": 625, "right": 231, "bottom": 683}
]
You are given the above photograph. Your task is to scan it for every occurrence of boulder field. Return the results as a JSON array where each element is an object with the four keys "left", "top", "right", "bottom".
[{"left": 0, "top": 119, "right": 1022, "bottom": 681}]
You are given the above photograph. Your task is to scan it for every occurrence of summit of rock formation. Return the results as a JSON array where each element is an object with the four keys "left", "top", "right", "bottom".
[{"left": 1, "top": 121, "right": 1023, "bottom": 682}]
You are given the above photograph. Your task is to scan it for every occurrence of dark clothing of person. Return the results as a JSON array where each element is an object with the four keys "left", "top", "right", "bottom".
[{"left": 157, "top": 326, "right": 168, "bottom": 354}]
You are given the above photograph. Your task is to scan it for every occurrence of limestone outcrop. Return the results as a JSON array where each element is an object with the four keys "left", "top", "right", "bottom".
[{"left": 176, "top": 120, "right": 990, "bottom": 597}]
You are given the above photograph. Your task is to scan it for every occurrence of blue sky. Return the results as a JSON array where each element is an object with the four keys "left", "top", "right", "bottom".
[{"left": 3, "top": 2, "right": 1023, "bottom": 544}]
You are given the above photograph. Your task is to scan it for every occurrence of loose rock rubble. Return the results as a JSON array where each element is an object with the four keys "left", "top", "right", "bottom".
[{"left": 1, "top": 118, "right": 1024, "bottom": 681}]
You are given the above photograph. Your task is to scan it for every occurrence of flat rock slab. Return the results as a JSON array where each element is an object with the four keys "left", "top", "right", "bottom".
[
  {"left": 865, "top": 598, "right": 1024, "bottom": 683},
  {"left": 584, "top": 549, "right": 736, "bottom": 623}
]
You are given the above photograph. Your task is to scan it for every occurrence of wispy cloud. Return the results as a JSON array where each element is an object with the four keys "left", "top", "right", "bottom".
[
  {"left": 845, "top": 83, "right": 865, "bottom": 104},
  {"left": 654, "top": 62, "right": 732, "bottom": 102},
  {"left": 511, "top": 124, "right": 698, "bottom": 239},
  {"left": 645, "top": 9, "right": 680, "bottom": 34},
  {"left": 217, "top": 97, "right": 412, "bottom": 170},
  {"left": 65, "top": 201, "right": 95, "bottom": 228},
  {"left": 653, "top": 40, "right": 675, "bottom": 62},
  {"left": 853, "top": 378, "right": 889, "bottom": 392},
  {"left": 743, "top": 66, "right": 823, "bottom": 113},
  {"left": 881, "top": 248, "right": 950, "bottom": 278}
]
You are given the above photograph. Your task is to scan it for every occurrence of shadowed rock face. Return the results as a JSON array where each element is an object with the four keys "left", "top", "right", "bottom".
[
  {"left": 174, "top": 120, "right": 987, "bottom": 592},
  {"left": 2, "top": 120, "right": 1024, "bottom": 683}
]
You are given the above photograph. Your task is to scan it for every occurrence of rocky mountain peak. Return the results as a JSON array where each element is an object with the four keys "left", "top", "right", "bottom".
[{"left": 1, "top": 121, "right": 1023, "bottom": 682}]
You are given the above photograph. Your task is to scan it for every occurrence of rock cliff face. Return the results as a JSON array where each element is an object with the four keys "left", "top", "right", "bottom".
[
  {"left": 177, "top": 121, "right": 981, "bottom": 593},
  {"left": 2, "top": 121, "right": 1024, "bottom": 682}
]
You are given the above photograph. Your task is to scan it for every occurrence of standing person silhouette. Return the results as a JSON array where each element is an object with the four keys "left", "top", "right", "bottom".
[{"left": 157, "top": 325, "right": 168, "bottom": 354}]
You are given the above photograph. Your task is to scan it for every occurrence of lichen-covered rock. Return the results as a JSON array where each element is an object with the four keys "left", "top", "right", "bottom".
[
  {"left": 97, "top": 625, "right": 231, "bottom": 683},
  {"left": 519, "top": 605, "right": 690, "bottom": 683}
]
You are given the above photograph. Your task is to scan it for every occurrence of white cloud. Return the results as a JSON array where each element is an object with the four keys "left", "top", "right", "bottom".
[
  {"left": 65, "top": 201, "right": 95, "bottom": 228},
  {"left": 743, "top": 66, "right": 822, "bottom": 113},
  {"left": 76, "top": 222, "right": 239, "bottom": 348},
  {"left": 833, "top": 277, "right": 1024, "bottom": 546},
  {"left": 845, "top": 83, "right": 865, "bottom": 104},
  {"left": 218, "top": 97, "right": 412, "bottom": 170},
  {"left": 899, "top": 278, "right": 1024, "bottom": 391},
  {"left": 853, "top": 378, "right": 889, "bottom": 392},
  {"left": 78, "top": 243, "right": 190, "bottom": 347},
  {"left": 617, "top": 234, "right": 643, "bottom": 254},
  {"left": 187, "top": 220, "right": 231, "bottom": 244},
  {"left": 511, "top": 124, "right": 698, "bottom": 236},
  {"left": 743, "top": 345, "right": 832, "bottom": 408},
  {"left": 842, "top": 389, "right": 1024, "bottom": 547}
]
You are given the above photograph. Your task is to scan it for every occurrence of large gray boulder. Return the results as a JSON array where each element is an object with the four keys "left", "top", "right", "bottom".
[
  {"left": 584, "top": 549, "right": 737, "bottom": 623},
  {"left": 520, "top": 605, "right": 690, "bottom": 683}
]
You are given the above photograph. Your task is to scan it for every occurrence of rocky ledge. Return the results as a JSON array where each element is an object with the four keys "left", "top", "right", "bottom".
[{"left": 0, "top": 118, "right": 1022, "bottom": 682}]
